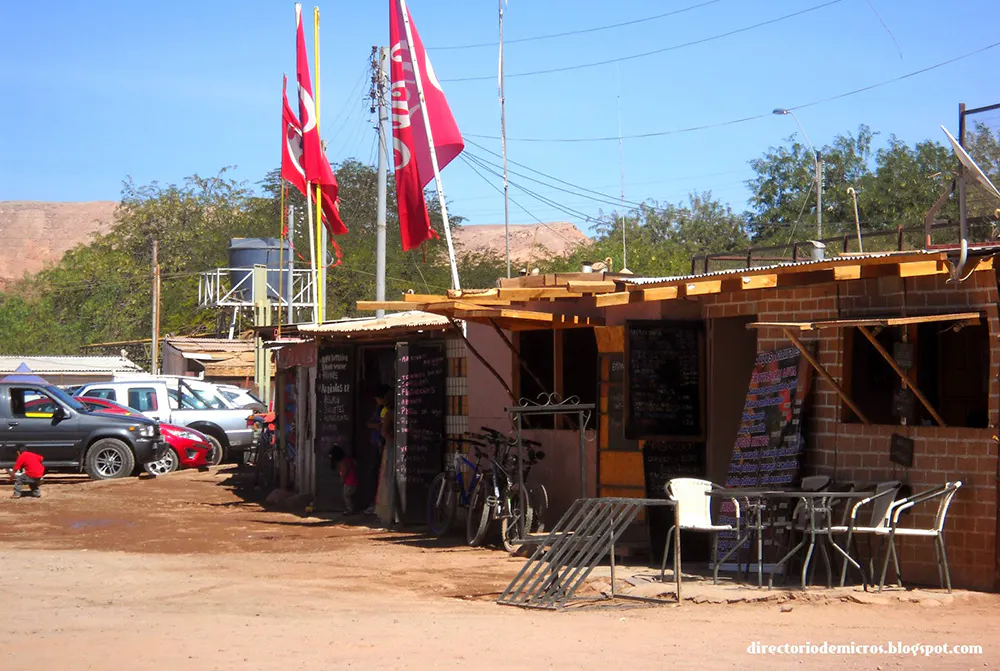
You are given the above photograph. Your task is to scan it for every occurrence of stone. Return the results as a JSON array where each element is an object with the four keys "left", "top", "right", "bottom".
[{"left": 780, "top": 605, "right": 793, "bottom": 613}]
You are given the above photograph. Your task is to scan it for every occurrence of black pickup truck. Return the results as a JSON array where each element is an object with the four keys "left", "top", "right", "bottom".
[{"left": 0, "top": 382, "right": 165, "bottom": 480}]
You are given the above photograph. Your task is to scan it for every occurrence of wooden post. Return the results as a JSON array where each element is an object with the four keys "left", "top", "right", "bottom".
[
  {"left": 781, "top": 327, "right": 870, "bottom": 425},
  {"left": 857, "top": 325, "right": 947, "bottom": 427}
]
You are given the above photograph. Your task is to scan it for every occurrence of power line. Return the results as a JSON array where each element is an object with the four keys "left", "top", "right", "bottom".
[
  {"left": 464, "top": 39, "right": 1000, "bottom": 143},
  {"left": 462, "top": 153, "right": 597, "bottom": 222},
  {"left": 443, "top": 0, "right": 845, "bottom": 82},
  {"left": 459, "top": 155, "right": 592, "bottom": 245},
  {"left": 429, "top": 0, "right": 726, "bottom": 50}
]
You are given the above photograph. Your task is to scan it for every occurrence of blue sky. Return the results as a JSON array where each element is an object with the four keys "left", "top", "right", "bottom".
[{"left": 1, "top": 0, "right": 998, "bottom": 234}]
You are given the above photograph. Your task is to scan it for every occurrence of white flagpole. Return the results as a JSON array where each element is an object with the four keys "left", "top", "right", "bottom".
[{"left": 398, "top": 0, "right": 461, "bottom": 291}]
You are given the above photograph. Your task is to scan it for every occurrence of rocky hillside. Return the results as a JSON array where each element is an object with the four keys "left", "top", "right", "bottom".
[
  {"left": 0, "top": 202, "right": 589, "bottom": 287},
  {"left": 0, "top": 201, "right": 117, "bottom": 289}
]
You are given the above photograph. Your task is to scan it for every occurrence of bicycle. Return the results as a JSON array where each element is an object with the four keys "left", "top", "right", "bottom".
[
  {"left": 426, "top": 434, "right": 489, "bottom": 537},
  {"left": 466, "top": 427, "right": 547, "bottom": 552}
]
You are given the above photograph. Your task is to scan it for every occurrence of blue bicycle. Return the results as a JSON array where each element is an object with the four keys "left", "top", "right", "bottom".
[{"left": 427, "top": 434, "right": 489, "bottom": 537}]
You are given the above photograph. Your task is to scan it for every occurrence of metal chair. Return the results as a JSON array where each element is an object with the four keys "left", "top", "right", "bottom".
[
  {"left": 830, "top": 480, "right": 902, "bottom": 587},
  {"left": 875, "top": 481, "right": 962, "bottom": 593},
  {"left": 659, "top": 478, "right": 740, "bottom": 585}
]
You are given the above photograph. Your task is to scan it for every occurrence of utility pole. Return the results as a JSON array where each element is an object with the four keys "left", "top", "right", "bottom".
[
  {"left": 151, "top": 240, "right": 160, "bottom": 375},
  {"left": 815, "top": 151, "right": 824, "bottom": 246},
  {"left": 374, "top": 46, "right": 389, "bottom": 318},
  {"left": 498, "top": 0, "right": 511, "bottom": 278}
]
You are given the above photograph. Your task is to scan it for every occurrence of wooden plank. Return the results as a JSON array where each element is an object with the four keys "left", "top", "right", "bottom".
[
  {"left": 683, "top": 279, "right": 723, "bottom": 296},
  {"left": 355, "top": 301, "right": 425, "bottom": 311},
  {"left": 640, "top": 286, "right": 680, "bottom": 302},
  {"left": 599, "top": 451, "right": 644, "bottom": 487},
  {"left": 594, "top": 291, "right": 632, "bottom": 307},
  {"left": 858, "top": 325, "right": 947, "bottom": 427},
  {"left": 402, "top": 293, "right": 450, "bottom": 303},
  {"left": 739, "top": 274, "right": 778, "bottom": 290},
  {"left": 898, "top": 260, "right": 947, "bottom": 278},
  {"left": 747, "top": 321, "right": 814, "bottom": 331},
  {"left": 448, "top": 288, "right": 500, "bottom": 299},
  {"left": 812, "top": 312, "right": 981, "bottom": 330},
  {"left": 834, "top": 265, "right": 862, "bottom": 281},
  {"left": 565, "top": 280, "right": 617, "bottom": 293},
  {"left": 782, "top": 327, "right": 870, "bottom": 424},
  {"left": 498, "top": 287, "right": 583, "bottom": 301}
]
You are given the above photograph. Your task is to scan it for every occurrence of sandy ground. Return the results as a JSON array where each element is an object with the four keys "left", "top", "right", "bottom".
[{"left": 0, "top": 468, "right": 997, "bottom": 670}]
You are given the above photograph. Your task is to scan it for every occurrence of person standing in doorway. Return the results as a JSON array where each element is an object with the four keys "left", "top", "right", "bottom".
[{"left": 8, "top": 444, "right": 44, "bottom": 498}]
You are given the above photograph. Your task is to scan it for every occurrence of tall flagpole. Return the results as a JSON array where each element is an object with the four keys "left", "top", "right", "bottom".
[
  {"left": 314, "top": 6, "right": 326, "bottom": 322},
  {"left": 498, "top": 0, "right": 511, "bottom": 279},
  {"left": 398, "top": 0, "right": 461, "bottom": 291}
]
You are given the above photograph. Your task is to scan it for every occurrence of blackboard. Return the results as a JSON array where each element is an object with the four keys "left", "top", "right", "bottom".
[
  {"left": 643, "top": 439, "right": 705, "bottom": 563},
  {"left": 890, "top": 434, "right": 914, "bottom": 468},
  {"left": 393, "top": 341, "right": 447, "bottom": 523},
  {"left": 601, "top": 353, "right": 636, "bottom": 452},
  {"left": 315, "top": 347, "right": 354, "bottom": 457},
  {"left": 626, "top": 321, "right": 703, "bottom": 439},
  {"left": 314, "top": 347, "right": 354, "bottom": 512}
]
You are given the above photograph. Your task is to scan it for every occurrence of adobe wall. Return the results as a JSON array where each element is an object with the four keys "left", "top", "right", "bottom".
[{"left": 702, "top": 270, "right": 1000, "bottom": 591}]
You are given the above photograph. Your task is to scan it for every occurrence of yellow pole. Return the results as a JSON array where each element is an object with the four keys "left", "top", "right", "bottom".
[{"left": 313, "top": 6, "right": 324, "bottom": 323}]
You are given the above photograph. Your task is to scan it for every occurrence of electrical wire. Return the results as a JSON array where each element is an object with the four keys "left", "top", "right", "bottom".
[
  {"left": 443, "top": 0, "right": 845, "bottom": 82},
  {"left": 464, "top": 39, "right": 1000, "bottom": 142},
  {"left": 430, "top": 0, "right": 726, "bottom": 50}
]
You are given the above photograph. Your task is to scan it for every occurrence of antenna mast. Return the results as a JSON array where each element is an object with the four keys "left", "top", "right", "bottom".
[{"left": 617, "top": 74, "right": 629, "bottom": 273}]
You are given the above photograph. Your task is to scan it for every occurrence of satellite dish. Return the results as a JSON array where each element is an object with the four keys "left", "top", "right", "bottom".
[{"left": 941, "top": 126, "right": 1000, "bottom": 201}]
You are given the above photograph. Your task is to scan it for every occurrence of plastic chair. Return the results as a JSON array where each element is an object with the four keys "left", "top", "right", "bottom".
[
  {"left": 659, "top": 478, "right": 740, "bottom": 585},
  {"left": 830, "top": 480, "right": 902, "bottom": 587},
  {"left": 875, "top": 481, "right": 962, "bottom": 593}
]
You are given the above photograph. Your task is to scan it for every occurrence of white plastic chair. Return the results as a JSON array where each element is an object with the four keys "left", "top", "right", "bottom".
[
  {"left": 659, "top": 478, "right": 740, "bottom": 585},
  {"left": 830, "top": 480, "right": 902, "bottom": 587},
  {"left": 875, "top": 481, "right": 962, "bottom": 593}
]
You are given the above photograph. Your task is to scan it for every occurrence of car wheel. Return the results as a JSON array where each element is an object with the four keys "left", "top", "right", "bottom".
[
  {"left": 205, "top": 435, "right": 225, "bottom": 466},
  {"left": 143, "top": 448, "right": 179, "bottom": 477},
  {"left": 84, "top": 438, "right": 136, "bottom": 480}
]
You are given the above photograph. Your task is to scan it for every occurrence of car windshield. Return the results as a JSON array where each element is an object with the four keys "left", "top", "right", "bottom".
[
  {"left": 185, "top": 385, "right": 229, "bottom": 410},
  {"left": 45, "top": 385, "right": 88, "bottom": 413}
]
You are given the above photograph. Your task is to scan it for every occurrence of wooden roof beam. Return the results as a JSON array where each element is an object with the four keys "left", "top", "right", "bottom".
[{"left": 356, "top": 300, "right": 427, "bottom": 311}]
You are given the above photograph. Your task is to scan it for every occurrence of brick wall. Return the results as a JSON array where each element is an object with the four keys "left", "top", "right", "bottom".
[{"left": 702, "top": 270, "right": 1000, "bottom": 591}]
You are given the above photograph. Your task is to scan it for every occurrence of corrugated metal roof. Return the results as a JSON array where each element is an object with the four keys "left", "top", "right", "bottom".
[
  {"left": 620, "top": 249, "right": 947, "bottom": 287},
  {"left": 0, "top": 355, "right": 143, "bottom": 375},
  {"left": 297, "top": 311, "right": 452, "bottom": 335},
  {"left": 164, "top": 338, "right": 254, "bottom": 353}
]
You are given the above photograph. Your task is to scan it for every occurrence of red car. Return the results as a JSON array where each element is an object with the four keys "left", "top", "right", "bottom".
[{"left": 76, "top": 396, "right": 211, "bottom": 474}]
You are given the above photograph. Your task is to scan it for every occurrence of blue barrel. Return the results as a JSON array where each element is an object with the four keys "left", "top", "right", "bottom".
[{"left": 228, "top": 238, "right": 293, "bottom": 303}]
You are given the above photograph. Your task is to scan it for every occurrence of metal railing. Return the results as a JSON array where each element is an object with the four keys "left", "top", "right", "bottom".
[
  {"left": 198, "top": 268, "right": 315, "bottom": 308},
  {"left": 689, "top": 220, "right": 998, "bottom": 276}
]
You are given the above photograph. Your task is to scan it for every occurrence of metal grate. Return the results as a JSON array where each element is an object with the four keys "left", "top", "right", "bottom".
[{"left": 498, "top": 497, "right": 679, "bottom": 610}]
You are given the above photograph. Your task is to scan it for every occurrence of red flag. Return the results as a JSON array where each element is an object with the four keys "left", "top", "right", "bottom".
[
  {"left": 294, "top": 5, "right": 346, "bottom": 235},
  {"left": 389, "top": 0, "right": 464, "bottom": 251},
  {"left": 281, "top": 76, "right": 345, "bottom": 235}
]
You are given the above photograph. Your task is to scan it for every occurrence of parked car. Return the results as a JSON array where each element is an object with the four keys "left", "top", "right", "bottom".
[
  {"left": 216, "top": 384, "right": 267, "bottom": 411},
  {"left": 76, "top": 396, "right": 211, "bottom": 474},
  {"left": 0, "top": 381, "right": 166, "bottom": 480},
  {"left": 75, "top": 380, "right": 254, "bottom": 465}
]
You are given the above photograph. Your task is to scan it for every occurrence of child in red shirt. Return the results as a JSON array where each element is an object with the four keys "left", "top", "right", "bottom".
[
  {"left": 329, "top": 446, "right": 358, "bottom": 515},
  {"left": 9, "top": 445, "right": 44, "bottom": 498}
]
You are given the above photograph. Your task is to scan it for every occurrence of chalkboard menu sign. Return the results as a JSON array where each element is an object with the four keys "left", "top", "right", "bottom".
[
  {"left": 315, "top": 347, "right": 354, "bottom": 457},
  {"left": 601, "top": 353, "right": 636, "bottom": 452},
  {"left": 626, "top": 321, "right": 703, "bottom": 439},
  {"left": 717, "top": 347, "right": 813, "bottom": 559},
  {"left": 643, "top": 439, "right": 706, "bottom": 562},
  {"left": 642, "top": 440, "right": 706, "bottom": 498},
  {"left": 393, "top": 342, "right": 447, "bottom": 523},
  {"left": 889, "top": 434, "right": 915, "bottom": 468}
]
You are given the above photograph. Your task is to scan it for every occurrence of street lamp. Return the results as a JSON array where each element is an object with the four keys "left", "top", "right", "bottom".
[{"left": 774, "top": 108, "right": 824, "bottom": 259}]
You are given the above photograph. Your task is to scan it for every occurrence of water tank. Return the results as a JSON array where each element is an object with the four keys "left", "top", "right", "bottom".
[{"left": 227, "top": 238, "right": 293, "bottom": 303}]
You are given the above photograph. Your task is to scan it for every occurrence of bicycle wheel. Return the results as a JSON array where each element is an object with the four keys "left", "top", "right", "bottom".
[
  {"left": 500, "top": 485, "right": 534, "bottom": 554},
  {"left": 427, "top": 472, "right": 456, "bottom": 537},
  {"left": 466, "top": 474, "right": 492, "bottom": 546},
  {"left": 530, "top": 484, "right": 549, "bottom": 533}
]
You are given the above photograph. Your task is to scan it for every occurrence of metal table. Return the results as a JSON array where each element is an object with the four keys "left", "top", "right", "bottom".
[{"left": 708, "top": 489, "right": 874, "bottom": 590}]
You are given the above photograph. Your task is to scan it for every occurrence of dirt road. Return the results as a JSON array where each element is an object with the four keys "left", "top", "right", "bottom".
[{"left": 0, "top": 469, "right": 996, "bottom": 670}]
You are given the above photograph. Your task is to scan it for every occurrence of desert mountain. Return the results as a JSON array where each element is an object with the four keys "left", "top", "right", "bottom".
[{"left": 0, "top": 202, "right": 589, "bottom": 288}]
